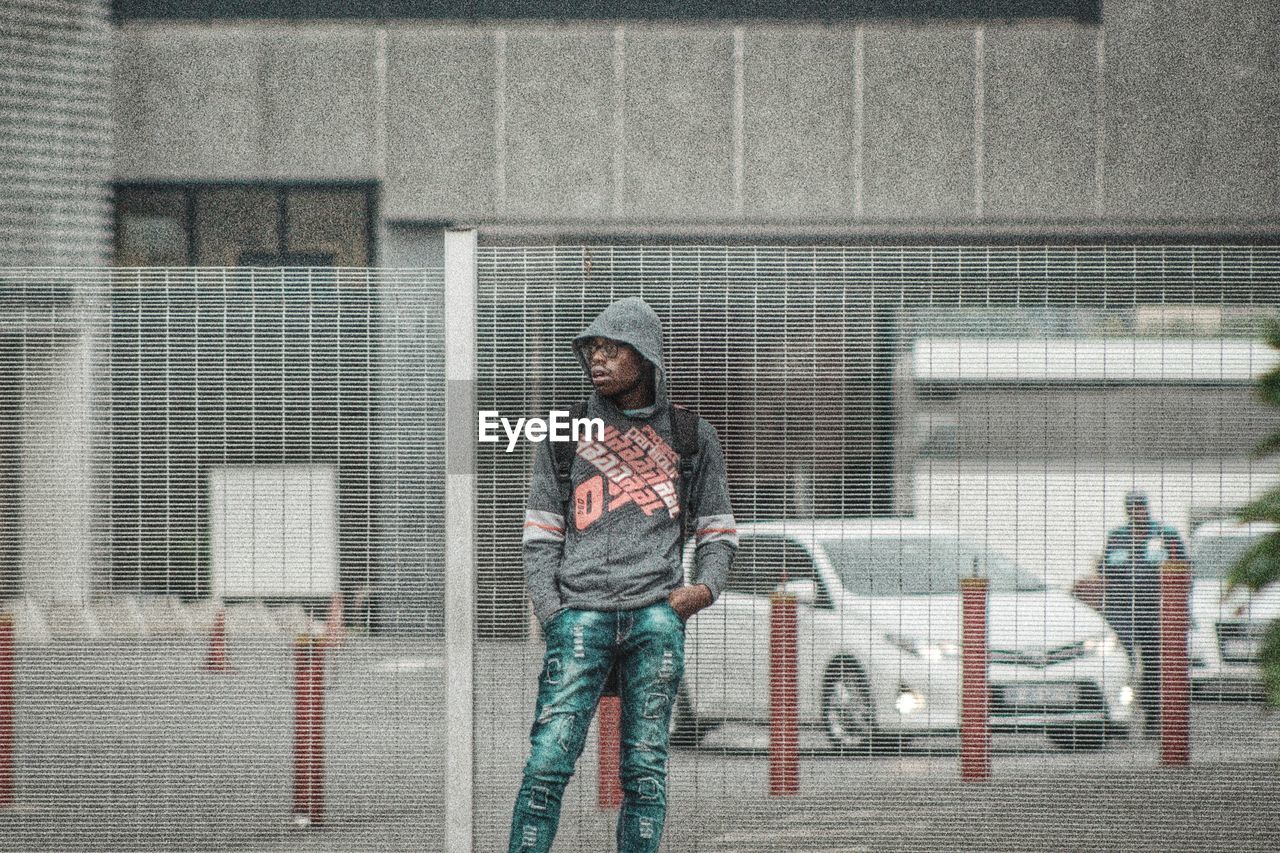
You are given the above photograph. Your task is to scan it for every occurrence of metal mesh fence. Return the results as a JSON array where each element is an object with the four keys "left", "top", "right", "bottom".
[
  {"left": 474, "top": 245, "right": 1280, "bottom": 852},
  {"left": 0, "top": 250, "right": 1278, "bottom": 851},
  {"left": 0, "top": 267, "right": 446, "bottom": 850}
]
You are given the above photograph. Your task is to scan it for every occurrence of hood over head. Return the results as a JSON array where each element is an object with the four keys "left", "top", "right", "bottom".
[{"left": 573, "top": 296, "right": 667, "bottom": 406}]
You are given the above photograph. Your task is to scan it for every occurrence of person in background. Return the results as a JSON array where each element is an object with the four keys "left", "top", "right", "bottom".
[{"left": 1098, "top": 490, "right": 1187, "bottom": 737}]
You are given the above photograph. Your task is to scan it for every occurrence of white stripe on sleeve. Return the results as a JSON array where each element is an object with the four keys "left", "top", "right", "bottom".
[
  {"left": 522, "top": 509, "right": 566, "bottom": 544},
  {"left": 694, "top": 514, "right": 738, "bottom": 547}
]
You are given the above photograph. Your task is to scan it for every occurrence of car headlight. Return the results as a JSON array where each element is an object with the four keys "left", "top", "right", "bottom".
[
  {"left": 1082, "top": 632, "right": 1120, "bottom": 657},
  {"left": 884, "top": 632, "right": 959, "bottom": 661},
  {"left": 896, "top": 687, "right": 927, "bottom": 715}
]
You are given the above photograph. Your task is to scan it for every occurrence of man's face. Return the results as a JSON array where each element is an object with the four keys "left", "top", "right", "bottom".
[
  {"left": 581, "top": 336, "right": 648, "bottom": 398},
  {"left": 1126, "top": 501, "right": 1149, "bottom": 527}
]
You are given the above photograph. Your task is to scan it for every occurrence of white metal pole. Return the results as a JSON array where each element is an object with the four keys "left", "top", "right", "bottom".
[{"left": 443, "top": 229, "right": 477, "bottom": 852}]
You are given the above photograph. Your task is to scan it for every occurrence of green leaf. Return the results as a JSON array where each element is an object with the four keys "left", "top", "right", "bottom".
[
  {"left": 1258, "top": 369, "right": 1280, "bottom": 409},
  {"left": 1261, "top": 618, "right": 1280, "bottom": 707},
  {"left": 1265, "top": 318, "right": 1280, "bottom": 351},
  {"left": 1247, "top": 320, "right": 1280, "bottom": 707},
  {"left": 1255, "top": 430, "right": 1280, "bottom": 459},
  {"left": 1226, "top": 533, "right": 1280, "bottom": 592},
  {"left": 1236, "top": 489, "right": 1280, "bottom": 524},
  {"left": 1257, "top": 320, "right": 1280, "bottom": 409}
]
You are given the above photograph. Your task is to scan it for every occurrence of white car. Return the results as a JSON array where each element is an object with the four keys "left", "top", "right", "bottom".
[
  {"left": 676, "top": 519, "right": 1134, "bottom": 752},
  {"left": 1189, "top": 519, "right": 1280, "bottom": 697}
]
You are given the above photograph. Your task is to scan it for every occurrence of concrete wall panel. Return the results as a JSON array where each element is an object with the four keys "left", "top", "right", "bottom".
[
  {"left": 116, "top": 27, "right": 265, "bottom": 180},
  {"left": 983, "top": 25, "right": 1097, "bottom": 219},
  {"left": 861, "top": 26, "right": 976, "bottom": 220},
  {"left": 118, "top": 24, "right": 380, "bottom": 182},
  {"left": 259, "top": 27, "right": 380, "bottom": 179},
  {"left": 502, "top": 30, "right": 614, "bottom": 218},
  {"left": 116, "top": 9, "right": 1280, "bottom": 231},
  {"left": 384, "top": 28, "right": 496, "bottom": 221},
  {"left": 1104, "top": 0, "right": 1280, "bottom": 219},
  {"left": 743, "top": 29, "right": 857, "bottom": 218},
  {"left": 622, "top": 29, "right": 735, "bottom": 219}
]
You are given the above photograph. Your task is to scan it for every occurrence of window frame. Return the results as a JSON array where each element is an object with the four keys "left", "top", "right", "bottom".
[{"left": 113, "top": 181, "right": 379, "bottom": 267}]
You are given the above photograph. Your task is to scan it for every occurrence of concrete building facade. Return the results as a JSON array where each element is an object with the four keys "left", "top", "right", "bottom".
[
  {"left": 3, "top": 2, "right": 1279, "bottom": 634},
  {"left": 110, "top": 1, "right": 1280, "bottom": 261}
]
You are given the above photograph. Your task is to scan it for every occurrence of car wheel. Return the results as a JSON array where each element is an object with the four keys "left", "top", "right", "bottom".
[
  {"left": 1047, "top": 723, "right": 1107, "bottom": 751},
  {"left": 669, "top": 684, "right": 714, "bottom": 748},
  {"left": 821, "top": 661, "right": 879, "bottom": 755}
]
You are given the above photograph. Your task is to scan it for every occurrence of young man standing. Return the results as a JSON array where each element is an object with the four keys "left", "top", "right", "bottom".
[{"left": 508, "top": 296, "right": 737, "bottom": 853}]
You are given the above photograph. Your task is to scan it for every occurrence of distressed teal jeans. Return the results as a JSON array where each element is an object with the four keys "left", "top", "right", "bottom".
[{"left": 507, "top": 599, "right": 686, "bottom": 853}]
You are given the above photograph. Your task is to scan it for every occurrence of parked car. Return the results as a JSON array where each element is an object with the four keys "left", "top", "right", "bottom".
[
  {"left": 676, "top": 519, "right": 1134, "bottom": 752},
  {"left": 1188, "top": 519, "right": 1280, "bottom": 698}
]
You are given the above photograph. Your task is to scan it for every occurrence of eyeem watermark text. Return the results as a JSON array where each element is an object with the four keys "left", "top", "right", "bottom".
[{"left": 478, "top": 410, "right": 605, "bottom": 452}]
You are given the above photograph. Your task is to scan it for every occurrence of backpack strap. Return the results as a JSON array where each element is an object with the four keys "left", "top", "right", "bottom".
[
  {"left": 670, "top": 404, "right": 702, "bottom": 546},
  {"left": 553, "top": 400, "right": 588, "bottom": 513}
]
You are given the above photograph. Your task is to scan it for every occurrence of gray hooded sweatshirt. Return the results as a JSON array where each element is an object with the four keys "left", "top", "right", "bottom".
[{"left": 521, "top": 296, "right": 739, "bottom": 627}]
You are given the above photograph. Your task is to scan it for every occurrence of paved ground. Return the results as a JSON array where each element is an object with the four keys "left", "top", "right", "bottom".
[
  {"left": 1, "top": 638, "right": 1277, "bottom": 851},
  {"left": 2, "top": 639, "right": 444, "bottom": 852}
]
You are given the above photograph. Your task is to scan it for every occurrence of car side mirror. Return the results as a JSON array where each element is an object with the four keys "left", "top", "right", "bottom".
[{"left": 776, "top": 579, "right": 818, "bottom": 607}]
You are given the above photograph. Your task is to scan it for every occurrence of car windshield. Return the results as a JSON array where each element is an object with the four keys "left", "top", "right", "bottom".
[
  {"left": 1191, "top": 534, "right": 1266, "bottom": 579},
  {"left": 821, "top": 536, "right": 1046, "bottom": 596}
]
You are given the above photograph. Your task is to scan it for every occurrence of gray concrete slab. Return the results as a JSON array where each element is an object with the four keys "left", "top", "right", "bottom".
[
  {"left": 1, "top": 638, "right": 1276, "bottom": 851},
  {"left": 259, "top": 27, "right": 381, "bottom": 181},
  {"left": 116, "top": 23, "right": 380, "bottom": 183},
  {"left": 502, "top": 30, "right": 615, "bottom": 220},
  {"left": 116, "top": 14, "right": 1280, "bottom": 229},
  {"left": 861, "top": 26, "right": 976, "bottom": 220},
  {"left": 983, "top": 24, "right": 1097, "bottom": 220},
  {"left": 384, "top": 27, "right": 497, "bottom": 221},
  {"left": 116, "top": 26, "right": 266, "bottom": 181},
  {"left": 1104, "top": 0, "right": 1280, "bottom": 220},
  {"left": 621, "top": 29, "right": 736, "bottom": 220},
  {"left": 741, "top": 29, "right": 858, "bottom": 219}
]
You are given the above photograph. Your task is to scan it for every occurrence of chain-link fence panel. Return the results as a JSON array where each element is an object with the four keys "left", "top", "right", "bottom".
[
  {"left": 474, "top": 245, "right": 1280, "bottom": 852},
  {"left": 0, "top": 267, "right": 446, "bottom": 851},
  {"left": 2, "top": 249, "right": 1279, "bottom": 851}
]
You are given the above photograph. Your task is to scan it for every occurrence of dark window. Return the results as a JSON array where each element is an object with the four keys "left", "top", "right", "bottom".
[
  {"left": 199, "top": 187, "right": 278, "bottom": 266},
  {"left": 115, "top": 186, "right": 189, "bottom": 266},
  {"left": 112, "top": 1, "right": 1101, "bottom": 24},
  {"left": 724, "top": 538, "right": 761, "bottom": 594},
  {"left": 725, "top": 536, "right": 831, "bottom": 606},
  {"left": 114, "top": 184, "right": 376, "bottom": 267}
]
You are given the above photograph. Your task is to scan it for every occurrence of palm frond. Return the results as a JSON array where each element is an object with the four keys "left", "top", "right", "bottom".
[
  {"left": 1226, "top": 533, "right": 1280, "bottom": 593},
  {"left": 1261, "top": 619, "right": 1280, "bottom": 707}
]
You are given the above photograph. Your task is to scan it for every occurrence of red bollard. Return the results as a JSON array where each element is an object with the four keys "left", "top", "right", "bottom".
[
  {"left": 769, "top": 592, "right": 799, "bottom": 795},
  {"left": 960, "top": 577, "right": 990, "bottom": 781},
  {"left": 0, "top": 615, "right": 13, "bottom": 809},
  {"left": 597, "top": 696, "right": 622, "bottom": 810},
  {"left": 204, "top": 608, "right": 232, "bottom": 673},
  {"left": 292, "top": 635, "right": 326, "bottom": 827},
  {"left": 1160, "top": 561, "right": 1191, "bottom": 766}
]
